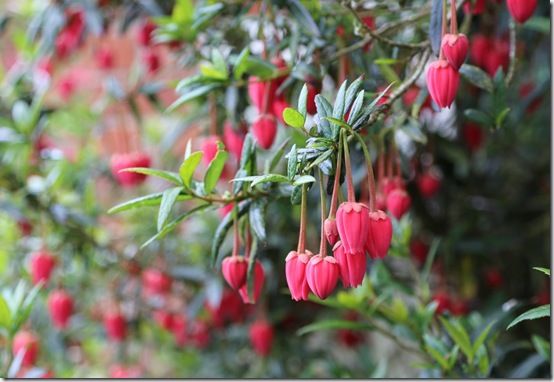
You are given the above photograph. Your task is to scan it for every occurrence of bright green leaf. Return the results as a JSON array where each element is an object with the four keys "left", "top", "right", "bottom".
[
  {"left": 157, "top": 187, "right": 184, "bottom": 232},
  {"left": 179, "top": 151, "right": 203, "bottom": 187},
  {"left": 204, "top": 150, "right": 229, "bottom": 193},
  {"left": 507, "top": 304, "right": 550, "bottom": 330},
  {"left": 283, "top": 107, "right": 305, "bottom": 129}
]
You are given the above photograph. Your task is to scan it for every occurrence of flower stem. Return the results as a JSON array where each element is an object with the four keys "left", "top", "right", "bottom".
[
  {"left": 297, "top": 184, "right": 307, "bottom": 253},
  {"left": 232, "top": 206, "right": 240, "bottom": 257},
  {"left": 328, "top": 137, "right": 343, "bottom": 218},
  {"left": 318, "top": 169, "right": 327, "bottom": 257},
  {"left": 439, "top": 0, "right": 447, "bottom": 60},
  {"left": 341, "top": 130, "right": 355, "bottom": 202},
  {"left": 450, "top": 0, "right": 457, "bottom": 34},
  {"left": 353, "top": 131, "right": 377, "bottom": 211}
]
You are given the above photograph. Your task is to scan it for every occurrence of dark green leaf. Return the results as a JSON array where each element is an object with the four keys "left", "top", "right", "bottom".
[
  {"left": 347, "top": 90, "right": 365, "bottom": 125},
  {"left": 439, "top": 317, "right": 473, "bottom": 362},
  {"left": 297, "top": 319, "right": 372, "bottom": 336},
  {"left": 269, "top": 138, "right": 291, "bottom": 172},
  {"left": 109, "top": 192, "right": 190, "bottom": 214},
  {"left": 287, "top": 0, "right": 320, "bottom": 36},
  {"left": 249, "top": 200, "right": 266, "bottom": 241},
  {"left": 464, "top": 109, "right": 493, "bottom": 127},
  {"left": 157, "top": 187, "right": 184, "bottom": 232},
  {"left": 460, "top": 64, "right": 494, "bottom": 93},
  {"left": 507, "top": 305, "right": 550, "bottom": 330},
  {"left": 429, "top": 0, "right": 443, "bottom": 57},
  {"left": 344, "top": 76, "right": 363, "bottom": 114},
  {"left": 287, "top": 145, "right": 298, "bottom": 180},
  {"left": 168, "top": 83, "right": 222, "bottom": 111},
  {"left": 204, "top": 150, "right": 229, "bottom": 193}
]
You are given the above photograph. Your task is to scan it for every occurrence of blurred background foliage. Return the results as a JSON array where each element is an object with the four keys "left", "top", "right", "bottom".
[{"left": 0, "top": 0, "right": 550, "bottom": 378}]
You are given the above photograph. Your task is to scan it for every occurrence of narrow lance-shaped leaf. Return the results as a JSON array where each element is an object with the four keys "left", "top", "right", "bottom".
[
  {"left": 249, "top": 200, "right": 267, "bottom": 241},
  {"left": 507, "top": 304, "right": 550, "bottom": 330},
  {"left": 344, "top": 76, "right": 363, "bottom": 114},
  {"left": 119, "top": 167, "right": 183, "bottom": 185},
  {"left": 157, "top": 187, "right": 184, "bottom": 232},
  {"left": 297, "top": 319, "right": 373, "bottom": 336},
  {"left": 179, "top": 151, "right": 203, "bottom": 187},
  {"left": 347, "top": 90, "right": 365, "bottom": 125},
  {"left": 204, "top": 150, "right": 229, "bottom": 193},
  {"left": 429, "top": 0, "right": 443, "bottom": 57},
  {"left": 234, "top": 47, "right": 250, "bottom": 80},
  {"left": 287, "top": 144, "right": 298, "bottom": 180},
  {"left": 298, "top": 83, "right": 308, "bottom": 117}
]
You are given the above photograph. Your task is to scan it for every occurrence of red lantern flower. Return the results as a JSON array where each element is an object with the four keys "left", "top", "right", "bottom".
[
  {"left": 223, "top": 122, "right": 245, "bottom": 160},
  {"left": 249, "top": 320, "right": 274, "bottom": 357},
  {"left": 251, "top": 114, "right": 277, "bottom": 150},
  {"left": 201, "top": 135, "right": 220, "bottom": 164},
  {"left": 238, "top": 260, "right": 265, "bottom": 304},
  {"left": 306, "top": 81, "right": 320, "bottom": 115},
  {"left": 336, "top": 202, "right": 370, "bottom": 254},
  {"left": 137, "top": 19, "right": 156, "bottom": 46},
  {"left": 305, "top": 254, "right": 340, "bottom": 299},
  {"left": 365, "top": 210, "right": 393, "bottom": 259},
  {"left": 441, "top": 33, "right": 469, "bottom": 70},
  {"left": 506, "top": 0, "right": 538, "bottom": 23},
  {"left": 324, "top": 218, "right": 339, "bottom": 246},
  {"left": 221, "top": 256, "right": 248, "bottom": 290},
  {"left": 141, "top": 268, "right": 172, "bottom": 296},
  {"left": 285, "top": 250, "right": 312, "bottom": 301},
  {"left": 47, "top": 289, "right": 74, "bottom": 329},
  {"left": 104, "top": 311, "right": 127, "bottom": 342},
  {"left": 110, "top": 151, "right": 151, "bottom": 187},
  {"left": 12, "top": 331, "right": 39, "bottom": 367},
  {"left": 332, "top": 242, "right": 366, "bottom": 288},
  {"left": 272, "top": 97, "right": 289, "bottom": 124},
  {"left": 426, "top": 59, "right": 460, "bottom": 109},
  {"left": 417, "top": 169, "right": 442, "bottom": 198},
  {"left": 29, "top": 250, "right": 56, "bottom": 285},
  {"left": 386, "top": 189, "right": 412, "bottom": 219}
]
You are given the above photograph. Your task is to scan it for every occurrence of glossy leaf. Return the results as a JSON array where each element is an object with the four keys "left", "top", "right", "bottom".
[
  {"left": 507, "top": 304, "right": 550, "bottom": 330},
  {"left": 179, "top": 151, "right": 203, "bottom": 187},
  {"left": 157, "top": 187, "right": 184, "bottom": 232},
  {"left": 204, "top": 150, "right": 229, "bottom": 193}
]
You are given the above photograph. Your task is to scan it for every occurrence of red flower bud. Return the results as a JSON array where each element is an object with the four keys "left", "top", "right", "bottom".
[
  {"left": 12, "top": 331, "right": 39, "bottom": 367},
  {"left": 336, "top": 202, "right": 370, "bottom": 254},
  {"left": 410, "top": 239, "right": 429, "bottom": 266},
  {"left": 441, "top": 33, "right": 469, "bottom": 70},
  {"left": 426, "top": 59, "right": 460, "bottom": 109},
  {"left": 249, "top": 320, "right": 274, "bottom": 357},
  {"left": 137, "top": 20, "right": 156, "bottom": 46},
  {"left": 285, "top": 250, "right": 313, "bottom": 301},
  {"left": 332, "top": 242, "right": 366, "bottom": 288},
  {"left": 223, "top": 122, "right": 245, "bottom": 160},
  {"left": 432, "top": 292, "right": 451, "bottom": 315},
  {"left": 109, "top": 364, "right": 142, "bottom": 378},
  {"left": 507, "top": 0, "right": 537, "bottom": 23},
  {"left": 306, "top": 82, "right": 319, "bottom": 115},
  {"left": 141, "top": 268, "right": 172, "bottom": 296},
  {"left": 47, "top": 289, "right": 74, "bottom": 329},
  {"left": 463, "top": 122, "right": 485, "bottom": 152},
  {"left": 272, "top": 97, "right": 288, "bottom": 124},
  {"left": 30, "top": 250, "right": 56, "bottom": 285},
  {"left": 222, "top": 256, "right": 248, "bottom": 290},
  {"left": 386, "top": 189, "right": 411, "bottom": 219},
  {"left": 103, "top": 311, "right": 127, "bottom": 342},
  {"left": 247, "top": 78, "right": 269, "bottom": 111},
  {"left": 324, "top": 218, "right": 339, "bottom": 246},
  {"left": 201, "top": 135, "right": 220, "bottom": 164},
  {"left": 251, "top": 114, "right": 277, "bottom": 150},
  {"left": 143, "top": 50, "right": 161, "bottom": 74},
  {"left": 470, "top": 36, "right": 489, "bottom": 69},
  {"left": 153, "top": 310, "right": 174, "bottom": 331},
  {"left": 306, "top": 254, "right": 339, "bottom": 299},
  {"left": 417, "top": 170, "right": 442, "bottom": 198},
  {"left": 365, "top": 210, "right": 393, "bottom": 259},
  {"left": 96, "top": 47, "right": 114, "bottom": 70},
  {"left": 238, "top": 260, "right": 265, "bottom": 304},
  {"left": 463, "top": 0, "right": 486, "bottom": 15},
  {"left": 110, "top": 151, "right": 151, "bottom": 187}
]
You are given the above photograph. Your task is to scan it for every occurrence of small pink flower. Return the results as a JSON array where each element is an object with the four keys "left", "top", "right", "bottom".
[
  {"left": 426, "top": 59, "right": 460, "bottom": 109},
  {"left": 285, "top": 250, "right": 313, "bottom": 301},
  {"left": 249, "top": 320, "right": 274, "bottom": 356},
  {"left": 251, "top": 114, "right": 277, "bottom": 150},
  {"left": 30, "top": 250, "right": 56, "bottom": 285},
  {"left": 507, "top": 0, "right": 537, "bottom": 24},
  {"left": 441, "top": 33, "right": 469, "bottom": 70},
  {"left": 386, "top": 189, "right": 411, "bottom": 219},
  {"left": 201, "top": 135, "right": 220, "bottom": 164},
  {"left": 365, "top": 210, "right": 393, "bottom": 259},
  {"left": 110, "top": 151, "right": 151, "bottom": 187},
  {"left": 306, "top": 254, "right": 339, "bottom": 299},
  {"left": 336, "top": 202, "right": 370, "bottom": 254},
  {"left": 332, "top": 242, "right": 366, "bottom": 288},
  {"left": 324, "top": 218, "right": 339, "bottom": 246},
  {"left": 223, "top": 122, "right": 245, "bottom": 159},
  {"left": 104, "top": 311, "right": 127, "bottom": 342},
  {"left": 221, "top": 256, "right": 248, "bottom": 290},
  {"left": 47, "top": 289, "right": 74, "bottom": 329},
  {"left": 417, "top": 170, "right": 441, "bottom": 198}
]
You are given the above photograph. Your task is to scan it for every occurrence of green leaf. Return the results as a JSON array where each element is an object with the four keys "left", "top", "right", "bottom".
[
  {"left": 245, "top": 235, "right": 260, "bottom": 302},
  {"left": 204, "top": 150, "right": 229, "bottom": 193},
  {"left": 347, "top": 90, "right": 365, "bottom": 125},
  {"left": 287, "top": 0, "right": 320, "bottom": 36},
  {"left": 495, "top": 107, "right": 510, "bottom": 129},
  {"left": 439, "top": 317, "right": 473, "bottom": 362},
  {"left": 531, "top": 335, "right": 550, "bottom": 362},
  {"left": 233, "top": 48, "right": 250, "bottom": 80},
  {"left": 298, "top": 83, "right": 308, "bottom": 117},
  {"left": 523, "top": 17, "right": 550, "bottom": 34},
  {"left": 344, "top": 76, "right": 363, "bottom": 113},
  {"left": 459, "top": 64, "right": 494, "bottom": 93},
  {"left": 0, "top": 295, "right": 11, "bottom": 329},
  {"left": 249, "top": 200, "right": 266, "bottom": 241},
  {"left": 269, "top": 138, "right": 291, "bottom": 172},
  {"left": 324, "top": 117, "right": 351, "bottom": 130},
  {"left": 292, "top": 175, "right": 316, "bottom": 186},
  {"left": 424, "top": 344, "right": 450, "bottom": 370},
  {"left": 211, "top": 49, "right": 227, "bottom": 78},
  {"left": 172, "top": 0, "right": 194, "bottom": 24},
  {"left": 287, "top": 145, "right": 298, "bottom": 180},
  {"left": 143, "top": 204, "right": 212, "bottom": 249},
  {"left": 314, "top": 95, "right": 333, "bottom": 137},
  {"left": 464, "top": 109, "right": 493, "bottom": 127},
  {"left": 472, "top": 322, "right": 495, "bottom": 355},
  {"left": 283, "top": 107, "right": 305, "bottom": 129},
  {"left": 109, "top": 192, "right": 189, "bottom": 214},
  {"left": 243, "top": 56, "right": 275, "bottom": 78},
  {"left": 507, "top": 304, "right": 550, "bottom": 330},
  {"left": 211, "top": 201, "right": 251, "bottom": 267},
  {"left": 157, "top": 187, "right": 184, "bottom": 232},
  {"left": 239, "top": 134, "right": 255, "bottom": 170},
  {"left": 297, "top": 319, "right": 372, "bottom": 336},
  {"left": 429, "top": 0, "right": 443, "bottom": 56},
  {"left": 476, "top": 345, "right": 490, "bottom": 376},
  {"left": 533, "top": 267, "right": 550, "bottom": 276},
  {"left": 332, "top": 80, "right": 347, "bottom": 121},
  {"left": 251, "top": 174, "right": 289, "bottom": 187},
  {"left": 200, "top": 63, "right": 227, "bottom": 80},
  {"left": 119, "top": 167, "right": 183, "bottom": 185},
  {"left": 179, "top": 151, "right": 203, "bottom": 187},
  {"left": 168, "top": 83, "right": 222, "bottom": 111}
]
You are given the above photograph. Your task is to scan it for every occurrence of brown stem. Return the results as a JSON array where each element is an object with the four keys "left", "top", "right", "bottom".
[
  {"left": 328, "top": 140, "right": 343, "bottom": 218},
  {"left": 342, "top": 131, "right": 355, "bottom": 202},
  {"left": 450, "top": 0, "right": 457, "bottom": 34},
  {"left": 297, "top": 185, "right": 307, "bottom": 254},
  {"left": 367, "top": 156, "right": 377, "bottom": 212},
  {"left": 339, "top": 55, "right": 348, "bottom": 84}
]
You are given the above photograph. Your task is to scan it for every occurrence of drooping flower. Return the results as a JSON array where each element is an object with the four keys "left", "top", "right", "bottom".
[
  {"left": 249, "top": 320, "right": 274, "bottom": 357},
  {"left": 238, "top": 260, "right": 265, "bottom": 304},
  {"left": 47, "top": 289, "right": 74, "bottom": 329},
  {"left": 104, "top": 311, "right": 127, "bottom": 342},
  {"left": 506, "top": 0, "right": 538, "bottom": 24},
  {"left": 386, "top": 189, "right": 412, "bottom": 219},
  {"left": 365, "top": 210, "right": 393, "bottom": 259},
  {"left": 12, "top": 331, "right": 39, "bottom": 367},
  {"left": 426, "top": 59, "right": 460, "bottom": 109},
  {"left": 251, "top": 114, "right": 277, "bottom": 150},
  {"left": 417, "top": 169, "right": 442, "bottom": 198},
  {"left": 305, "top": 254, "right": 339, "bottom": 299},
  {"left": 441, "top": 33, "right": 469, "bottom": 70},
  {"left": 221, "top": 256, "right": 248, "bottom": 290},
  {"left": 223, "top": 122, "right": 245, "bottom": 160},
  {"left": 332, "top": 242, "right": 366, "bottom": 288},
  {"left": 141, "top": 268, "right": 172, "bottom": 296},
  {"left": 324, "top": 218, "right": 339, "bottom": 246},
  {"left": 285, "top": 250, "right": 312, "bottom": 301},
  {"left": 110, "top": 151, "right": 151, "bottom": 187},
  {"left": 336, "top": 202, "right": 370, "bottom": 254},
  {"left": 29, "top": 250, "right": 56, "bottom": 285}
]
